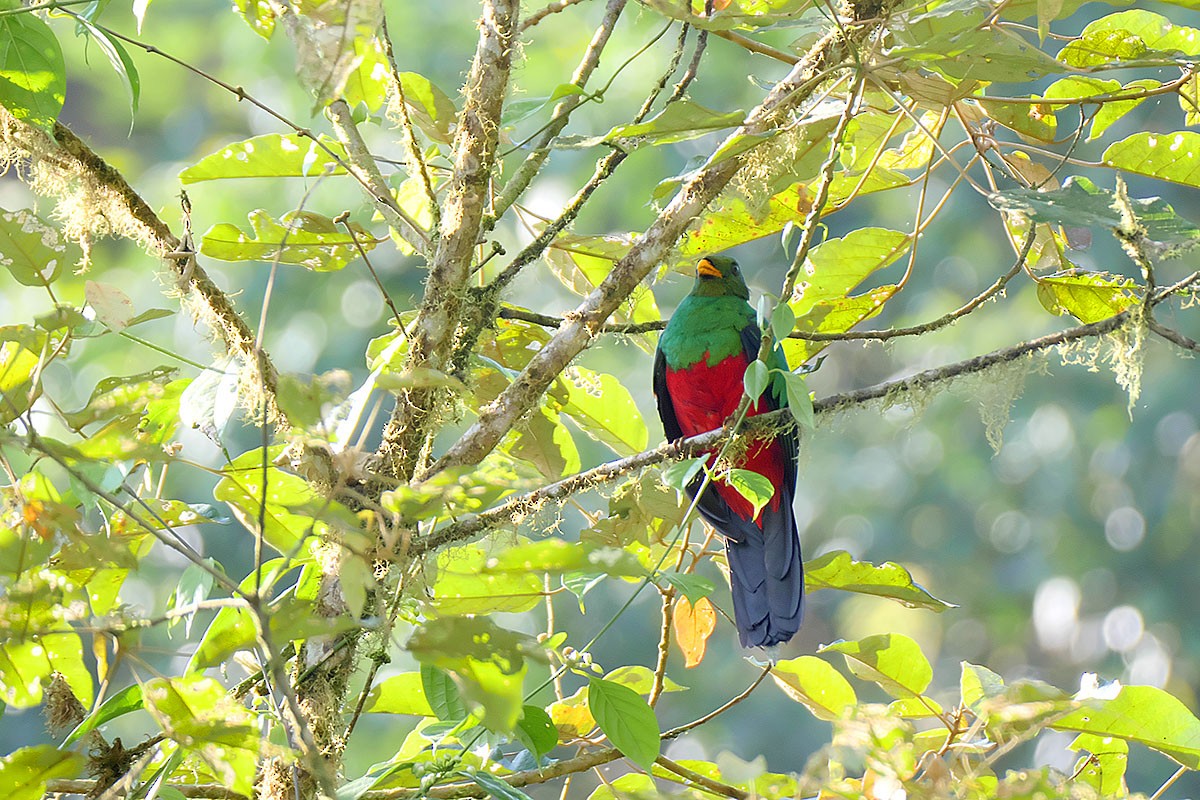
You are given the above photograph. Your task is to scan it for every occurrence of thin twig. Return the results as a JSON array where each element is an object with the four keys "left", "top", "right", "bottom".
[
  {"left": 712, "top": 29, "right": 799, "bottom": 64},
  {"left": 521, "top": 0, "right": 588, "bottom": 29},
  {"left": 489, "top": 0, "right": 629, "bottom": 225},
  {"left": 1149, "top": 766, "right": 1189, "bottom": 800},
  {"left": 380, "top": 14, "right": 441, "bottom": 231},
  {"left": 44, "top": 780, "right": 246, "bottom": 800},
  {"left": 648, "top": 588, "right": 674, "bottom": 708},
  {"left": 656, "top": 755, "right": 748, "bottom": 799},
  {"left": 337, "top": 212, "right": 406, "bottom": 329}
]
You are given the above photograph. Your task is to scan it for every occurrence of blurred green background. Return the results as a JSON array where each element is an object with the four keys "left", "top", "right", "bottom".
[{"left": 2, "top": 0, "right": 1199, "bottom": 795}]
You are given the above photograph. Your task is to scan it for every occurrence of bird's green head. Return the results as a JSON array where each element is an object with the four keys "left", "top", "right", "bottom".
[{"left": 691, "top": 255, "right": 750, "bottom": 300}]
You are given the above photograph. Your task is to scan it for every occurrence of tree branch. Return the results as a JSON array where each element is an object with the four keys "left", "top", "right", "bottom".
[
  {"left": 11, "top": 118, "right": 288, "bottom": 424},
  {"left": 656, "top": 755, "right": 748, "bottom": 799},
  {"left": 327, "top": 99, "right": 432, "bottom": 255},
  {"left": 44, "top": 780, "right": 246, "bottom": 800},
  {"left": 377, "top": 0, "right": 521, "bottom": 480},
  {"left": 430, "top": 2, "right": 889, "bottom": 476}
]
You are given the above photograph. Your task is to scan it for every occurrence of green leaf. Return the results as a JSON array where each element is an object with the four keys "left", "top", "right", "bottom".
[
  {"left": 791, "top": 228, "right": 910, "bottom": 318},
  {"left": 232, "top": 0, "right": 276, "bottom": 38},
  {"left": 603, "top": 666, "right": 687, "bottom": 696},
  {"left": 515, "top": 704, "right": 558, "bottom": 758},
  {"left": 781, "top": 371, "right": 814, "bottom": 430},
  {"left": 820, "top": 633, "right": 933, "bottom": 699},
  {"left": 1054, "top": 684, "right": 1200, "bottom": 768},
  {"left": 770, "top": 656, "right": 857, "bottom": 721},
  {"left": 678, "top": 168, "right": 834, "bottom": 259},
  {"left": 398, "top": 71, "right": 457, "bottom": 143},
  {"left": 1180, "top": 74, "right": 1200, "bottom": 126},
  {"left": 215, "top": 448, "right": 361, "bottom": 556},
  {"left": 659, "top": 571, "right": 714, "bottom": 604},
  {"left": 743, "top": 360, "right": 769, "bottom": 401},
  {"left": 1036, "top": 272, "right": 1139, "bottom": 323},
  {"left": 421, "top": 664, "right": 467, "bottom": 721},
  {"left": 1037, "top": 77, "right": 1159, "bottom": 142},
  {"left": 782, "top": 228, "right": 908, "bottom": 365},
  {"left": 143, "top": 675, "right": 259, "bottom": 750},
  {"left": 73, "top": 14, "right": 139, "bottom": 120},
  {"left": 1060, "top": 10, "right": 1200, "bottom": 69},
  {"left": 1069, "top": 732, "right": 1129, "bottom": 795},
  {"left": 1092, "top": 79, "right": 1160, "bottom": 140},
  {"left": 458, "top": 770, "right": 535, "bottom": 800},
  {"left": 552, "top": 366, "right": 647, "bottom": 455},
  {"left": 726, "top": 469, "right": 774, "bottom": 518},
  {"left": 1058, "top": 29, "right": 1148, "bottom": 68},
  {"left": 0, "top": 209, "right": 78, "bottom": 287},
  {"left": 979, "top": 98, "right": 1057, "bottom": 143},
  {"left": 142, "top": 676, "right": 258, "bottom": 797},
  {"left": 0, "top": 631, "right": 92, "bottom": 709},
  {"left": 408, "top": 617, "right": 540, "bottom": 732},
  {"left": 200, "top": 210, "right": 377, "bottom": 271},
  {"left": 960, "top": 662, "right": 1006, "bottom": 711},
  {"left": 62, "top": 683, "right": 144, "bottom": 746},
  {"left": 342, "top": 35, "right": 388, "bottom": 113},
  {"left": 169, "top": 561, "right": 216, "bottom": 636},
  {"left": 890, "top": 2, "right": 1064, "bottom": 82},
  {"left": 1104, "top": 131, "right": 1200, "bottom": 189},
  {"left": 510, "top": 405, "right": 580, "bottom": 478},
  {"left": 604, "top": 100, "right": 743, "bottom": 146},
  {"left": 769, "top": 303, "right": 795, "bottom": 341},
  {"left": 0, "top": 7, "right": 65, "bottom": 133},
  {"left": 0, "top": 745, "right": 83, "bottom": 800},
  {"left": 362, "top": 672, "right": 435, "bottom": 716},
  {"left": 805, "top": 550, "right": 955, "bottom": 611},
  {"left": 180, "top": 133, "right": 349, "bottom": 183},
  {"left": 428, "top": 542, "right": 546, "bottom": 615},
  {"left": 481, "top": 538, "right": 646, "bottom": 579},
  {"left": 502, "top": 83, "right": 587, "bottom": 126},
  {"left": 587, "top": 677, "right": 660, "bottom": 771},
  {"left": 989, "top": 176, "right": 1200, "bottom": 254},
  {"left": 661, "top": 457, "right": 706, "bottom": 492}
]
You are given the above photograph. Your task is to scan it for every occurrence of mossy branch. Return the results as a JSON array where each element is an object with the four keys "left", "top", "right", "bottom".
[
  {"left": 0, "top": 114, "right": 286, "bottom": 424},
  {"left": 378, "top": 0, "right": 521, "bottom": 481}
]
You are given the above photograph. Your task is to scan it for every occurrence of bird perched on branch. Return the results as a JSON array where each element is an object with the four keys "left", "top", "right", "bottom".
[{"left": 653, "top": 255, "right": 803, "bottom": 648}]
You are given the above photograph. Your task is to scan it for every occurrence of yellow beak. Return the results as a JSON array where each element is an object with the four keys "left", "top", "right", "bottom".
[{"left": 696, "top": 258, "right": 722, "bottom": 278}]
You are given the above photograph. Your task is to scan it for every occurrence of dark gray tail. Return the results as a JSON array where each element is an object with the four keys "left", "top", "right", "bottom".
[{"left": 724, "top": 501, "right": 804, "bottom": 648}]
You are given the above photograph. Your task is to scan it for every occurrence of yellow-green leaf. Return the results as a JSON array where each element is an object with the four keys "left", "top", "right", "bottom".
[
  {"left": 200, "top": 210, "right": 377, "bottom": 271},
  {"left": 180, "top": 133, "right": 349, "bottom": 182},
  {"left": 771, "top": 656, "right": 856, "bottom": 721}
]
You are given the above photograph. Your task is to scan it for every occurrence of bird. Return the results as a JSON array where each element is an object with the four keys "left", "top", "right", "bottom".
[{"left": 653, "top": 255, "right": 804, "bottom": 648}]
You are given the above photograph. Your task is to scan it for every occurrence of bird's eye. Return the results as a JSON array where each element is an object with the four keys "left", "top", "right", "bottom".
[{"left": 732, "top": 267, "right": 740, "bottom": 274}]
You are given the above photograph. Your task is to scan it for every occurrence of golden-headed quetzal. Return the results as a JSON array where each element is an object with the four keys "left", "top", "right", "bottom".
[{"left": 653, "top": 255, "right": 804, "bottom": 648}]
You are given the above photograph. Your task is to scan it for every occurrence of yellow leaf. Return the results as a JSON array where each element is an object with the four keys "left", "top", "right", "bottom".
[{"left": 674, "top": 596, "right": 717, "bottom": 668}]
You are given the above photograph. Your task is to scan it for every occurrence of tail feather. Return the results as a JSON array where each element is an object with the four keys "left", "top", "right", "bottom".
[{"left": 724, "top": 501, "right": 804, "bottom": 648}]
